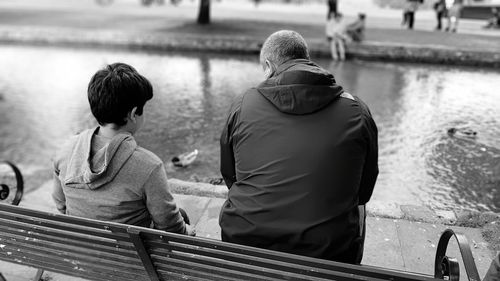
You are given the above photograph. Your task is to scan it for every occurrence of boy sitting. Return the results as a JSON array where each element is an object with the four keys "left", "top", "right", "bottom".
[{"left": 52, "top": 63, "right": 195, "bottom": 236}]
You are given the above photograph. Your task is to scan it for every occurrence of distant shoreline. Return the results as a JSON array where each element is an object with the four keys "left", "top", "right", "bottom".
[{"left": 0, "top": 27, "right": 499, "bottom": 68}]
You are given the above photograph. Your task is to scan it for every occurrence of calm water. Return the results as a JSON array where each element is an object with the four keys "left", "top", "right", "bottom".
[{"left": 0, "top": 45, "right": 498, "bottom": 212}]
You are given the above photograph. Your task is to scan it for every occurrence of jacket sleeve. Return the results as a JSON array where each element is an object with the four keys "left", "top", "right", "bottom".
[
  {"left": 358, "top": 103, "right": 379, "bottom": 205},
  {"left": 144, "top": 163, "right": 186, "bottom": 234},
  {"left": 220, "top": 99, "right": 241, "bottom": 189},
  {"left": 52, "top": 162, "right": 67, "bottom": 214},
  {"left": 484, "top": 253, "right": 500, "bottom": 281}
]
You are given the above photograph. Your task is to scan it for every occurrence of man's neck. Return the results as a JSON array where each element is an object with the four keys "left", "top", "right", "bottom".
[{"left": 97, "top": 125, "right": 132, "bottom": 139}]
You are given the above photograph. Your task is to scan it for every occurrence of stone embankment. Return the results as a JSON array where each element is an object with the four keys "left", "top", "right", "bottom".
[{"left": 1, "top": 26, "right": 500, "bottom": 68}]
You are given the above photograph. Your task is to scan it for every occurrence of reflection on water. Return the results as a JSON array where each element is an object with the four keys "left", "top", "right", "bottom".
[
  {"left": 0, "top": 45, "right": 498, "bottom": 212},
  {"left": 325, "top": 60, "right": 500, "bottom": 212}
]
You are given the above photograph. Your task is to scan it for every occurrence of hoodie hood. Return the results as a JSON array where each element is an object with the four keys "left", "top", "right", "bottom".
[
  {"left": 63, "top": 127, "right": 136, "bottom": 190},
  {"left": 257, "top": 59, "right": 344, "bottom": 115}
]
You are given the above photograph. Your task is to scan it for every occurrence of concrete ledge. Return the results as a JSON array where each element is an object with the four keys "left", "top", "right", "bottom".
[
  {"left": 169, "top": 178, "right": 500, "bottom": 251},
  {"left": 168, "top": 178, "right": 227, "bottom": 199},
  {"left": 1, "top": 26, "right": 499, "bottom": 68},
  {"left": 168, "top": 178, "right": 500, "bottom": 228},
  {"left": 338, "top": 41, "right": 500, "bottom": 68}
]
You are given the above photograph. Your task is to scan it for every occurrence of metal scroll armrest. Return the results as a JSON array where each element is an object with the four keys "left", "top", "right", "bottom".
[
  {"left": 0, "top": 160, "right": 24, "bottom": 205},
  {"left": 434, "top": 229, "right": 481, "bottom": 281}
]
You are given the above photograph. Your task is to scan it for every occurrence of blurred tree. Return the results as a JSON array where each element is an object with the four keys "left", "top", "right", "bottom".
[{"left": 198, "top": 0, "right": 211, "bottom": 24}]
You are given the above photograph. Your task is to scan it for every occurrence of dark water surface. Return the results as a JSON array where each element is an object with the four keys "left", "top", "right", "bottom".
[{"left": 0, "top": 45, "right": 498, "bottom": 212}]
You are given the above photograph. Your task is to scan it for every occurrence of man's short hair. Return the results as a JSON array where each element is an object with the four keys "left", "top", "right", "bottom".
[
  {"left": 260, "top": 30, "right": 310, "bottom": 67},
  {"left": 88, "top": 62, "right": 153, "bottom": 126}
]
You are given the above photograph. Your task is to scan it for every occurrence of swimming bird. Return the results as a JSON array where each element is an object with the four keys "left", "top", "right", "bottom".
[
  {"left": 171, "top": 149, "right": 198, "bottom": 167},
  {"left": 447, "top": 128, "right": 477, "bottom": 138}
]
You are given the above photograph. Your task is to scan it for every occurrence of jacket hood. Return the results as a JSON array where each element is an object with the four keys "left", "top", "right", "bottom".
[
  {"left": 256, "top": 59, "right": 344, "bottom": 115},
  {"left": 63, "top": 127, "right": 136, "bottom": 190}
]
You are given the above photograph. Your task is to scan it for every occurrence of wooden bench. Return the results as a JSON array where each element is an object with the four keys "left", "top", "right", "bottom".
[
  {"left": 0, "top": 203, "right": 485, "bottom": 281},
  {"left": 0, "top": 162, "right": 481, "bottom": 281}
]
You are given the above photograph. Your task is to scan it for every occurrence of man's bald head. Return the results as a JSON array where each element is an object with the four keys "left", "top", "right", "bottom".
[{"left": 260, "top": 30, "right": 310, "bottom": 69}]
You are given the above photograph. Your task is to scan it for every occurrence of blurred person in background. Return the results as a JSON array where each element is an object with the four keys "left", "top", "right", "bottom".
[
  {"left": 326, "top": 13, "right": 348, "bottom": 60},
  {"left": 483, "top": 7, "right": 500, "bottom": 29},
  {"left": 327, "top": 0, "right": 338, "bottom": 19},
  {"left": 402, "top": 0, "right": 423, "bottom": 29},
  {"left": 346, "top": 13, "right": 366, "bottom": 42},
  {"left": 433, "top": 0, "right": 448, "bottom": 30},
  {"left": 445, "top": 0, "right": 463, "bottom": 32}
]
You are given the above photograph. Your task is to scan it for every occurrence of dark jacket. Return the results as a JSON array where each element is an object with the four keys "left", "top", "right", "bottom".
[
  {"left": 219, "top": 59, "right": 378, "bottom": 263},
  {"left": 484, "top": 253, "right": 500, "bottom": 281}
]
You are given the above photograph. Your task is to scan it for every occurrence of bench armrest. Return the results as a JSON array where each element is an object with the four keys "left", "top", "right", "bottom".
[{"left": 434, "top": 229, "right": 481, "bottom": 281}]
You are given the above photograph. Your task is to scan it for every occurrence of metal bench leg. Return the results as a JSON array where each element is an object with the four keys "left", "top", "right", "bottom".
[
  {"left": 32, "top": 268, "right": 44, "bottom": 281},
  {"left": 0, "top": 272, "right": 6, "bottom": 281}
]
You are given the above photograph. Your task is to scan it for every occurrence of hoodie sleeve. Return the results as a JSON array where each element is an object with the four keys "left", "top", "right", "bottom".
[
  {"left": 144, "top": 163, "right": 187, "bottom": 234},
  {"left": 358, "top": 101, "right": 379, "bottom": 205},
  {"left": 52, "top": 160, "right": 67, "bottom": 214},
  {"left": 220, "top": 97, "right": 242, "bottom": 189}
]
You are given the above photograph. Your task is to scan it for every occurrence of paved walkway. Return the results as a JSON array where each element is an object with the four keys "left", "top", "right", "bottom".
[{"left": 0, "top": 180, "right": 496, "bottom": 281}]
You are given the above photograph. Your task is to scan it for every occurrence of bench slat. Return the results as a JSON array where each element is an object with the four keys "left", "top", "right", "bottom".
[
  {"left": 0, "top": 247, "right": 143, "bottom": 281},
  {"left": 0, "top": 211, "right": 130, "bottom": 241},
  {"left": 157, "top": 266, "right": 265, "bottom": 281},
  {"left": 0, "top": 255, "right": 123, "bottom": 281},
  {"left": 151, "top": 249, "right": 330, "bottom": 281},
  {"left": 0, "top": 204, "right": 128, "bottom": 234},
  {"left": 148, "top": 241, "right": 369, "bottom": 280},
  {"left": 157, "top": 269, "right": 220, "bottom": 281},
  {"left": 0, "top": 241, "right": 147, "bottom": 280},
  {"left": 0, "top": 217, "right": 135, "bottom": 250},
  {"left": 152, "top": 252, "right": 374, "bottom": 281},
  {"left": 146, "top": 240, "right": 428, "bottom": 281},
  {"left": 154, "top": 256, "right": 290, "bottom": 281},
  {"left": 0, "top": 233, "right": 144, "bottom": 270},
  {"left": 0, "top": 224, "right": 138, "bottom": 258},
  {"left": 142, "top": 232, "right": 437, "bottom": 281},
  {"left": 155, "top": 253, "right": 283, "bottom": 281}
]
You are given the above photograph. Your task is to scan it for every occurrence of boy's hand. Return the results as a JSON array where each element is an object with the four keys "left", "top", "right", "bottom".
[{"left": 185, "top": 224, "right": 196, "bottom": 236}]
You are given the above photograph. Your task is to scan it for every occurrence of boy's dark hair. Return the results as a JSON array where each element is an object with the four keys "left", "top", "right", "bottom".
[{"left": 88, "top": 63, "right": 153, "bottom": 126}]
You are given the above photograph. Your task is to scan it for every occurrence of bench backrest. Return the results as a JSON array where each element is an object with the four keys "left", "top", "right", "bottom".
[{"left": 0, "top": 203, "right": 441, "bottom": 281}]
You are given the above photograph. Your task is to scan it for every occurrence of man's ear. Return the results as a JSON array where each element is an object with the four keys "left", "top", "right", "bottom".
[
  {"left": 266, "top": 60, "right": 275, "bottom": 71},
  {"left": 128, "top": 107, "right": 138, "bottom": 123},
  {"left": 265, "top": 59, "right": 275, "bottom": 78}
]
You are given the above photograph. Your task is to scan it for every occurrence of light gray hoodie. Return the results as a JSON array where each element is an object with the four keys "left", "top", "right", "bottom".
[{"left": 53, "top": 127, "right": 186, "bottom": 234}]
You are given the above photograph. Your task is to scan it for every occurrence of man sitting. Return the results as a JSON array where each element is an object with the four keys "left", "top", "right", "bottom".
[{"left": 219, "top": 30, "right": 378, "bottom": 264}]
